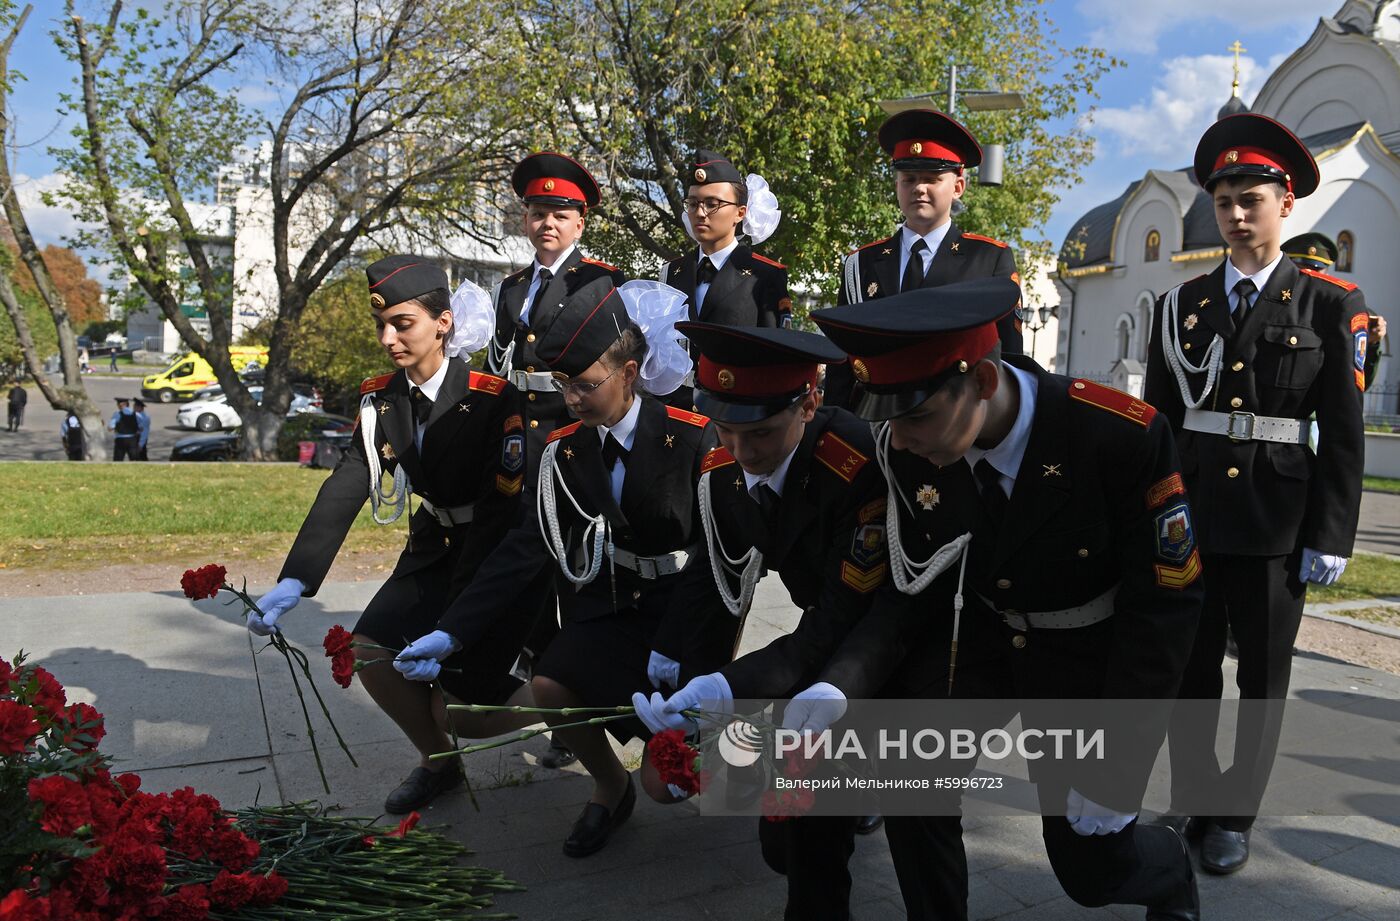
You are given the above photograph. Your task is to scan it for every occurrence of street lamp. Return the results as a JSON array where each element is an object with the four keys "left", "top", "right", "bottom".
[{"left": 1024, "top": 303, "right": 1055, "bottom": 360}]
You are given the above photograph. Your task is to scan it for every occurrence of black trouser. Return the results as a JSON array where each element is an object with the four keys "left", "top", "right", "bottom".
[
  {"left": 1169, "top": 552, "right": 1305, "bottom": 831},
  {"left": 759, "top": 815, "right": 858, "bottom": 921},
  {"left": 113, "top": 437, "right": 137, "bottom": 461},
  {"left": 7, "top": 405, "right": 21, "bottom": 430}
]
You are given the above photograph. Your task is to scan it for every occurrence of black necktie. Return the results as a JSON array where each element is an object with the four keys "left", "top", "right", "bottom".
[
  {"left": 751, "top": 483, "right": 781, "bottom": 524},
  {"left": 697, "top": 257, "right": 717, "bottom": 286},
  {"left": 1231, "top": 278, "right": 1257, "bottom": 321},
  {"left": 529, "top": 267, "right": 554, "bottom": 318},
  {"left": 410, "top": 387, "right": 433, "bottom": 426},
  {"left": 974, "top": 459, "right": 1008, "bottom": 532},
  {"left": 901, "top": 238, "right": 929, "bottom": 293},
  {"left": 601, "top": 433, "right": 629, "bottom": 468}
]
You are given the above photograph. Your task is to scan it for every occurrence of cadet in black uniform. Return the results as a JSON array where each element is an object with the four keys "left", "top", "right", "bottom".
[
  {"left": 785, "top": 278, "right": 1203, "bottom": 921},
  {"left": 1283, "top": 232, "right": 1385, "bottom": 389},
  {"left": 631, "top": 322, "right": 887, "bottom": 921},
  {"left": 487, "top": 152, "right": 628, "bottom": 768},
  {"left": 247, "top": 256, "right": 534, "bottom": 814},
  {"left": 825, "top": 109, "right": 1022, "bottom": 409},
  {"left": 1145, "top": 115, "right": 1368, "bottom": 875},
  {"left": 434, "top": 278, "right": 729, "bottom": 858}
]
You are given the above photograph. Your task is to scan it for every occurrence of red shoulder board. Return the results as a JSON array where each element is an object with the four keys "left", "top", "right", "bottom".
[
  {"left": 666, "top": 406, "right": 710, "bottom": 428},
  {"left": 701, "top": 446, "right": 736, "bottom": 474},
  {"left": 360, "top": 372, "right": 395, "bottom": 395},
  {"left": 960, "top": 232, "right": 1009, "bottom": 249},
  {"left": 814, "top": 431, "right": 869, "bottom": 482},
  {"left": 751, "top": 252, "right": 786, "bottom": 270},
  {"left": 1069, "top": 380, "right": 1156, "bottom": 428},
  {"left": 849, "top": 238, "right": 892, "bottom": 256},
  {"left": 1299, "top": 267, "right": 1358, "bottom": 292},
  {"left": 580, "top": 256, "right": 619, "bottom": 272},
  {"left": 548, "top": 421, "right": 583, "bottom": 443},
  {"left": 468, "top": 371, "right": 508, "bottom": 395}
]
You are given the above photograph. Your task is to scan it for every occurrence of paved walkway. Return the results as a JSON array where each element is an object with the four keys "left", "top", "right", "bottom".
[{"left": 3, "top": 578, "right": 1397, "bottom": 920}]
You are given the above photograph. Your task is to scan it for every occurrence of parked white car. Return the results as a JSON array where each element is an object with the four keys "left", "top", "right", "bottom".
[{"left": 175, "top": 385, "right": 323, "bottom": 432}]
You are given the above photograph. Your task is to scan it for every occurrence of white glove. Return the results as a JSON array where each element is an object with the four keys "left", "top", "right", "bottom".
[
  {"left": 1065, "top": 787, "right": 1136, "bottom": 836},
  {"left": 1300, "top": 548, "right": 1348, "bottom": 586},
  {"left": 248, "top": 578, "right": 305, "bottom": 636},
  {"left": 631, "top": 672, "right": 733, "bottom": 735},
  {"left": 781, "top": 682, "right": 848, "bottom": 735},
  {"left": 647, "top": 651, "right": 681, "bottom": 690},
  {"left": 393, "top": 630, "right": 462, "bottom": 682}
]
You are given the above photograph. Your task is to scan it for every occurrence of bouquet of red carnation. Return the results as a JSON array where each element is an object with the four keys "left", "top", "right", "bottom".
[{"left": 646, "top": 729, "right": 712, "bottom": 798}]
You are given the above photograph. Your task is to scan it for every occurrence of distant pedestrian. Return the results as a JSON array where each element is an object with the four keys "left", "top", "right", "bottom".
[
  {"left": 133, "top": 398, "right": 151, "bottom": 460},
  {"left": 60, "top": 412, "right": 84, "bottom": 460},
  {"left": 6, "top": 382, "right": 25, "bottom": 432},
  {"left": 79, "top": 347, "right": 90, "bottom": 374},
  {"left": 109, "top": 397, "right": 139, "bottom": 461},
  {"left": 109, "top": 349, "right": 119, "bottom": 373}
]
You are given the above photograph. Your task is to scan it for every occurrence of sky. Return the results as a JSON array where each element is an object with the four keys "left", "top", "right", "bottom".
[{"left": 3, "top": 0, "right": 1343, "bottom": 268}]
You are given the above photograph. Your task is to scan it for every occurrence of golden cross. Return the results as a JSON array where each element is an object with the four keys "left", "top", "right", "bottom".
[{"left": 1228, "top": 41, "right": 1247, "bottom": 97}]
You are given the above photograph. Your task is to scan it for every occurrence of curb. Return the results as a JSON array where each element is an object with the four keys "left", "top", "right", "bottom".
[{"left": 1302, "top": 605, "right": 1400, "bottom": 641}]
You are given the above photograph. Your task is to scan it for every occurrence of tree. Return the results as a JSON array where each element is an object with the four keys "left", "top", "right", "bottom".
[
  {"left": 52, "top": 0, "right": 530, "bottom": 458},
  {"left": 518, "top": 0, "right": 1115, "bottom": 296}
]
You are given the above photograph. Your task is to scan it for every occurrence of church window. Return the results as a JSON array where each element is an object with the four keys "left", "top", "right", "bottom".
[
  {"left": 1116, "top": 314, "right": 1134, "bottom": 361},
  {"left": 1144, "top": 230, "right": 1160, "bottom": 263},
  {"left": 1337, "top": 231, "right": 1355, "bottom": 272}
]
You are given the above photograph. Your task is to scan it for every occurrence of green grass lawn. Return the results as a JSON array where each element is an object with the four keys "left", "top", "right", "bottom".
[
  {"left": 1363, "top": 476, "right": 1400, "bottom": 495},
  {"left": 1305, "top": 551, "right": 1400, "bottom": 603},
  {"left": 0, "top": 462, "right": 400, "bottom": 569}
]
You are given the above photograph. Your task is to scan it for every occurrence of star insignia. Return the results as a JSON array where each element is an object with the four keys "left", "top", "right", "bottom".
[
  {"left": 741, "top": 268, "right": 752, "bottom": 276},
  {"left": 664, "top": 434, "right": 675, "bottom": 448},
  {"left": 563, "top": 446, "right": 574, "bottom": 460},
  {"left": 1183, "top": 314, "right": 1199, "bottom": 331},
  {"left": 950, "top": 242, "right": 960, "bottom": 252},
  {"left": 915, "top": 484, "right": 939, "bottom": 511},
  {"left": 881, "top": 247, "right": 893, "bottom": 255},
  {"left": 866, "top": 281, "right": 879, "bottom": 297},
  {"left": 1281, "top": 289, "right": 1292, "bottom": 302},
  {"left": 380, "top": 442, "right": 396, "bottom": 461},
  {"left": 377, "top": 403, "right": 389, "bottom": 416},
  {"left": 1198, "top": 298, "right": 1211, "bottom": 308},
  {"left": 1042, "top": 463, "right": 1062, "bottom": 477}
]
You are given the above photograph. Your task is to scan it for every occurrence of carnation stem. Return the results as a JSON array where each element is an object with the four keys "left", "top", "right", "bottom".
[{"left": 429, "top": 712, "right": 636, "bottom": 760}]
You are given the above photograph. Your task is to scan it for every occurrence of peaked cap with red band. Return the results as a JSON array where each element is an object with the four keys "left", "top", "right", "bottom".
[
  {"left": 677, "top": 321, "right": 847, "bottom": 424},
  {"left": 1193, "top": 113, "right": 1318, "bottom": 198},
  {"left": 811, "top": 276, "right": 1020, "bottom": 421},
  {"left": 512, "top": 152, "right": 602, "bottom": 210},
  {"left": 531, "top": 276, "right": 628, "bottom": 378},
  {"left": 365, "top": 254, "right": 449, "bottom": 311},
  {"left": 688, "top": 149, "right": 744, "bottom": 186},
  {"left": 878, "top": 108, "right": 982, "bottom": 172}
]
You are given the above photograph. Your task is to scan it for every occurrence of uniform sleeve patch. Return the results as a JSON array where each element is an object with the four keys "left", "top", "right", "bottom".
[
  {"left": 960, "top": 232, "right": 1009, "bottom": 249},
  {"left": 850, "top": 523, "right": 887, "bottom": 566},
  {"left": 1354, "top": 316, "right": 1369, "bottom": 391},
  {"left": 548, "top": 421, "right": 583, "bottom": 443},
  {"left": 700, "top": 446, "right": 736, "bottom": 473},
  {"left": 751, "top": 252, "right": 786, "bottom": 270},
  {"left": 857, "top": 497, "right": 887, "bottom": 524},
  {"left": 841, "top": 560, "right": 887, "bottom": 594},
  {"left": 1154, "top": 501, "right": 1195, "bottom": 564},
  {"left": 502, "top": 433, "right": 524, "bottom": 473},
  {"left": 1145, "top": 473, "right": 1185, "bottom": 509},
  {"left": 495, "top": 473, "right": 523, "bottom": 497},
  {"left": 1069, "top": 380, "right": 1157, "bottom": 428},
  {"left": 1300, "top": 267, "right": 1358, "bottom": 292},
  {"left": 504, "top": 413, "right": 524, "bottom": 433},
  {"left": 469, "top": 371, "right": 508, "bottom": 395},
  {"left": 665, "top": 406, "right": 710, "bottom": 427},
  {"left": 1155, "top": 548, "right": 1201, "bottom": 590},
  {"left": 360, "top": 372, "right": 395, "bottom": 395},
  {"left": 815, "top": 432, "right": 869, "bottom": 482}
]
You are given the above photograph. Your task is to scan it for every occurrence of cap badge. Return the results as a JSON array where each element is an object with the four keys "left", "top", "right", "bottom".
[
  {"left": 717, "top": 369, "right": 736, "bottom": 390},
  {"left": 369, "top": 292, "right": 386, "bottom": 309},
  {"left": 909, "top": 141, "right": 923, "bottom": 155},
  {"left": 852, "top": 358, "right": 871, "bottom": 383},
  {"left": 957, "top": 360, "right": 969, "bottom": 373},
  {"left": 543, "top": 179, "right": 556, "bottom": 192},
  {"left": 694, "top": 167, "right": 707, "bottom": 182},
  {"left": 1307, "top": 245, "right": 1317, "bottom": 255},
  {"left": 1224, "top": 150, "right": 1239, "bottom": 164}
]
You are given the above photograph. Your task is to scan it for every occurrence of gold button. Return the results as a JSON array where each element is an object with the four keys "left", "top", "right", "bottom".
[
  {"left": 1227, "top": 466, "right": 1239, "bottom": 478},
  {"left": 996, "top": 578, "right": 1011, "bottom": 590},
  {"left": 1073, "top": 382, "right": 1086, "bottom": 390},
  {"left": 1011, "top": 635, "right": 1027, "bottom": 649},
  {"left": 526, "top": 366, "right": 536, "bottom": 373},
  {"left": 526, "top": 333, "right": 537, "bottom": 343},
  {"left": 1184, "top": 342, "right": 1192, "bottom": 351},
  {"left": 1232, "top": 361, "right": 1245, "bottom": 371},
  {"left": 1077, "top": 548, "right": 1089, "bottom": 558},
  {"left": 527, "top": 393, "right": 536, "bottom": 402},
  {"left": 1230, "top": 397, "right": 1243, "bottom": 408},
  {"left": 1289, "top": 336, "right": 1298, "bottom": 346},
  {"left": 529, "top": 420, "right": 539, "bottom": 429}
]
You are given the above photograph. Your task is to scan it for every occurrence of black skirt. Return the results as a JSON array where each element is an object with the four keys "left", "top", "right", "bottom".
[{"left": 533, "top": 600, "right": 656, "bottom": 742}]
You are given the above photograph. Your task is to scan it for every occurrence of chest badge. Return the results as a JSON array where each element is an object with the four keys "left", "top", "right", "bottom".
[
  {"left": 457, "top": 402, "right": 471, "bottom": 413},
  {"left": 664, "top": 434, "right": 675, "bottom": 448},
  {"left": 741, "top": 268, "right": 752, "bottom": 276},
  {"left": 950, "top": 242, "right": 960, "bottom": 252},
  {"left": 380, "top": 442, "right": 396, "bottom": 461},
  {"left": 881, "top": 247, "right": 892, "bottom": 255},
  {"left": 915, "top": 484, "right": 940, "bottom": 510},
  {"left": 1281, "top": 289, "right": 1292, "bottom": 302},
  {"left": 377, "top": 402, "right": 389, "bottom": 416},
  {"left": 563, "top": 446, "right": 575, "bottom": 460},
  {"left": 734, "top": 475, "right": 744, "bottom": 491},
  {"left": 1042, "top": 463, "right": 1062, "bottom": 477},
  {"left": 567, "top": 265, "right": 579, "bottom": 274},
  {"left": 1198, "top": 298, "right": 1211, "bottom": 308},
  {"left": 866, "top": 281, "right": 879, "bottom": 297},
  {"left": 1183, "top": 314, "right": 1199, "bottom": 331}
]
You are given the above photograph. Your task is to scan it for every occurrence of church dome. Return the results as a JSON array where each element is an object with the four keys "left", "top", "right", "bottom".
[{"left": 1218, "top": 93, "right": 1250, "bottom": 120}]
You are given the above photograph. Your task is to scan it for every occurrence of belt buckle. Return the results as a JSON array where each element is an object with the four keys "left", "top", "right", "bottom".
[
  {"left": 1001, "top": 609, "right": 1029, "bottom": 632},
  {"left": 1226, "top": 411, "right": 1256, "bottom": 442},
  {"left": 636, "top": 557, "right": 659, "bottom": 580}
]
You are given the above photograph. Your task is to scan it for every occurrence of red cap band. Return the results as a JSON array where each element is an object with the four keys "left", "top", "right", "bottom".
[
  {"left": 696, "top": 355, "right": 817, "bottom": 397},
  {"left": 853, "top": 323, "right": 999, "bottom": 387},
  {"left": 1212, "top": 146, "right": 1293, "bottom": 191},
  {"left": 524, "top": 177, "right": 588, "bottom": 205},
  {"left": 892, "top": 138, "right": 964, "bottom": 165}
]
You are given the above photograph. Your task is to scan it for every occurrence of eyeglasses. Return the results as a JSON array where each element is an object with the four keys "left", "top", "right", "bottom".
[
  {"left": 550, "top": 366, "right": 620, "bottom": 396},
  {"left": 682, "top": 196, "right": 739, "bottom": 215}
]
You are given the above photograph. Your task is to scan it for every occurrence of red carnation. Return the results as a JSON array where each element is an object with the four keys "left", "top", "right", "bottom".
[
  {"left": 206, "top": 827, "right": 260, "bottom": 871},
  {"left": 209, "top": 871, "right": 258, "bottom": 910},
  {"left": 24, "top": 667, "right": 66, "bottom": 716},
  {"left": 646, "top": 729, "right": 708, "bottom": 797},
  {"left": 0, "top": 889, "right": 48, "bottom": 921},
  {"left": 323, "top": 625, "right": 353, "bottom": 657},
  {"left": 387, "top": 811, "right": 420, "bottom": 838},
  {"left": 330, "top": 653, "right": 356, "bottom": 689},
  {"left": 61, "top": 702, "right": 106, "bottom": 751},
  {"left": 162, "top": 883, "right": 210, "bottom": 921},
  {"left": 0, "top": 657, "right": 13, "bottom": 691},
  {"left": 250, "top": 872, "right": 288, "bottom": 906},
  {"left": 27, "top": 775, "right": 92, "bottom": 836},
  {"left": 180, "top": 565, "right": 227, "bottom": 601},
  {"left": 0, "top": 700, "right": 41, "bottom": 755}
]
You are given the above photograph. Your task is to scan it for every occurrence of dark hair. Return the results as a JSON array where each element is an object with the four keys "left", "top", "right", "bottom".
[
  {"left": 602, "top": 322, "right": 647, "bottom": 393},
  {"left": 728, "top": 180, "right": 748, "bottom": 207},
  {"left": 410, "top": 287, "right": 454, "bottom": 354}
]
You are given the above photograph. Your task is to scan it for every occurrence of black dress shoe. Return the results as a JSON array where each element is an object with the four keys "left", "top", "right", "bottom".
[
  {"left": 855, "top": 814, "right": 884, "bottom": 835},
  {"left": 1146, "top": 827, "right": 1200, "bottom": 921},
  {"left": 384, "top": 761, "right": 464, "bottom": 815},
  {"left": 540, "top": 738, "right": 578, "bottom": 769},
  {"left": 1201, "top": 822, "right": 1250, "bottom": 874},
  {"left": 563, "top": 776, "right": 636, "bottom": 858},
  {"left": 1153, "top": 814, "right": 1202, "bottom": 839}
]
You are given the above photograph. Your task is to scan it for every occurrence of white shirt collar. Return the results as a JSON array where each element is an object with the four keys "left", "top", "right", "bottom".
[
  {"left": 962, "top": 362, "right": 1038, "bottom": 485},
  {"left": 535, "top": 243, "right": 578, "bottom": 277},
  {"left": 597, "top": 395, "right": 642, "bottom": 452},
  {"left": 1223, "top": 250, "right": 1284, "bottom": 299},
  {"left": 409, "top": 358, "right": 451, "bottom": 404},
  {"left": 743, "top": 442, "right": 801, "bottom": 498},
  {"left": 900, "top": 220, "right": 953, "bottom": 256},
  {"left": 698, "top": 238, "right": 741, "bottom": 272}
]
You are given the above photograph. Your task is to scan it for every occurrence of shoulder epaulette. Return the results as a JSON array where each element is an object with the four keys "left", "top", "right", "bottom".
[
  {"left": 1069, "top": 380, "right": 1156, "bottom": 428},
  {"left": 1300, "top": 267, "right": 1359, "bottom": 292},
  {"left": 468, "top": 370, "right": 508, "bottom": 395},
  {"left": 548, "top": 421, "right": 583, "bottom": 443},
  {"left": 360, "top": 372, "right": 395, "bottom": 395},
  {"left": 751, "top": 252, "right": 786, "bottom": 270},
  {"left": 666, "top": 405, "right": 710, "bottom": 428},
  {"left": 580, "top": 256, "right": 619, "bottom": 272},
  {"left": 814, "top": 431, "right": 869, "bottom": 482},
  {"left": 700, "top": 446, "right": 736, "bottom": 474},
  {"left": 960, "top": 232, "right": 1009, "bottom": 249}
]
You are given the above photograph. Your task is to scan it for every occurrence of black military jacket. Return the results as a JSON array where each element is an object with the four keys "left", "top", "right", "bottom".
[
  {"left": 1144, "top": 257, "right": 1367, "bottom": 557},
  {"left": 662, "top": 244, "right": 792, "bottom": 333},
  {"left": 280, "top": 359, "right": 524, "bottom": 596},
  {"left": 826, "top": 224, "right": 1022, "bottom": 408}
]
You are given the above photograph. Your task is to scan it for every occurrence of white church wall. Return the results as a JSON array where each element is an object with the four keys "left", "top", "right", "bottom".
[{"left": 1254, "top": 25, "right": 1400, "bottom": 144}]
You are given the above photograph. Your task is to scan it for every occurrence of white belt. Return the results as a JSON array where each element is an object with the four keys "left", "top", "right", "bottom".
[
  {"left": 511, "top": 370, "right": 557, "bottom": 393},
  {"left": 419, "top": 497, "right": 476, "bottom": 527},
  {"left": 978, "top": 585, "right": 1118, "bottom": 631},
  {"left": 609, "top": 544, "right": 697, "bottom": 580},
  {"left": 1183, "top": 408, "right": 1308, "bottom": 445}
]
